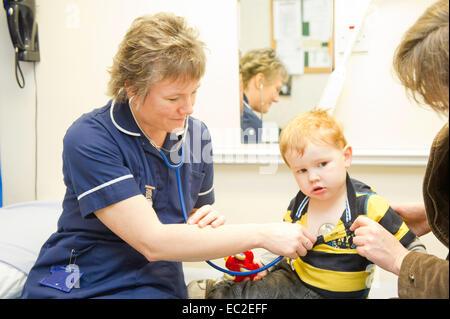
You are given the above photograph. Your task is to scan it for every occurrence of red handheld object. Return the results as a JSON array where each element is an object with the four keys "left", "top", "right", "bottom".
[{"left": 224, "top": 251, "right": 260, "bottom": 282}]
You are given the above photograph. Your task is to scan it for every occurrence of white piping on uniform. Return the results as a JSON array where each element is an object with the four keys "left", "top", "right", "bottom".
[
  {"left": 110, "top": 100, "right": 141, "bottom": 137},
  {"left": 198, "top": 186, "right": 214, "bottom": 196},
  {"left": 77, "top": 174, "right": 134, "bottom": 200}
]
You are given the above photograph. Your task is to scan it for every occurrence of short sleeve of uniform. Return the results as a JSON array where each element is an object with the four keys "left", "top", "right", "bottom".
[
  {"left": 193, "top": 121, "right": 215, "bottom": 208},
  {"left": 62, "top": 117, "right": 141, "bottom": 218}
]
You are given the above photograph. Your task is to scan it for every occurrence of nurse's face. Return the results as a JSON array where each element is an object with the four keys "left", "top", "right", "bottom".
[
  {"left": 260, "top": 76, "right": 283, "bottom": 114},
  {"left": 132, "top": 77, "right": 200, "bottom": 141},
  {"left": 247, "top": 74, "right": 283, "bottom": 114}
]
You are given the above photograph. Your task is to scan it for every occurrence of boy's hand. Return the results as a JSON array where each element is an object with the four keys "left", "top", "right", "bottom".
[
  {"left": 253, "top": 267, "right": 268, "bottom": 280},
  {"left": 252, "top": 259, "right": 269, "bottom": 280},
  {"left": 187, "top": 205, "right": 226, "bottom": 228}
]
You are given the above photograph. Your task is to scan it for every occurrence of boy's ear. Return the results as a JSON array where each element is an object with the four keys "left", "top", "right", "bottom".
[{"left": 343, "top": 145, "right": 353, "bottom": 168}]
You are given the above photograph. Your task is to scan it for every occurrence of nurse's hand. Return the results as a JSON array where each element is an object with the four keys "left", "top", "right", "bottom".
[
  {"left": 187, "top": 205, "right": 226, "bottom": 228},
  {"left": 262, "top": 223, "right": 316, "bottom": 259}
]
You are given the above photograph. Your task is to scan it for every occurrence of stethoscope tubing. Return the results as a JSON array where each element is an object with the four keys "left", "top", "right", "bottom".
[{"left": 158, "top": 143, "right": 282, "bottom": 277}]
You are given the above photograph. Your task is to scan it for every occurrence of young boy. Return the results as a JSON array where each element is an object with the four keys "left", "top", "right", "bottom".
[{"left": 200, "top": 109, "right": 425, "bottom": 299}]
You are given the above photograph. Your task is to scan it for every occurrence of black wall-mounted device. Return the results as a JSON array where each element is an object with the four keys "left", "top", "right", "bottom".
[{"left": 3, "top": 0, "right": 40, "bottom": 88}]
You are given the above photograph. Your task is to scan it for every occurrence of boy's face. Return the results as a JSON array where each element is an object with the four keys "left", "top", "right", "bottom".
[{"left": 286, "top": 141, "right": 352, "bottom": 201}]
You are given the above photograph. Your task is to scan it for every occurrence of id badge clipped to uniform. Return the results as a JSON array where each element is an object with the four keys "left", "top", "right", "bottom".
[
  {"left": 39, "top": 264, "right": 83, "bottom": 293},
  {"left": 39, "top": 263, "right": 83, "bottom": 293},
  {"left": 39, "top": 249, "right": 84, "bottom": 293}
]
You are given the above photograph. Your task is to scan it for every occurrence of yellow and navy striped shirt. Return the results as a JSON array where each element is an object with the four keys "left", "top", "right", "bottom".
[{"left": 283, "top": 174, "right": 416, "bottom": 299}]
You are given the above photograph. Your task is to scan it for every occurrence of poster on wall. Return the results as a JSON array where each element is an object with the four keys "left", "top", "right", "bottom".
[{"left": 272, "top": 0, "right": 334, "bottom": 74}]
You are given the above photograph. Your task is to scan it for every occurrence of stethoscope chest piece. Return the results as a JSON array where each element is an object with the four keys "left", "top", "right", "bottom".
[{"left": 318, "top": 223, "right": 334, "bottom": 236}]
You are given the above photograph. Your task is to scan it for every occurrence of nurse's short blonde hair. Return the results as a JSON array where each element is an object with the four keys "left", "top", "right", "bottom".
[
  {"left": 240, "top": 48, "right": 288, "bottom": 89},
  {"left": 107, "top": 12, "right": 207, "bottom": 103},
  {"left": 393, "top": 0, "right": 449, "bottom": 114},
  {"left": 279, "top": 109, "right": 347, "bottom": 168}
]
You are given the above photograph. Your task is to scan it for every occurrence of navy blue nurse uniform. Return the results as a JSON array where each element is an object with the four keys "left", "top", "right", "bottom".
[
  {"left": 240, "top": 94, "right": 262, "bottom": 144},
  {"left": 21, "top": 99, "right": 215, "bottom": 298}
]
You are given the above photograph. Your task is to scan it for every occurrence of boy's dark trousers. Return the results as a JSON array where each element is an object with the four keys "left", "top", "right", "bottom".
[{"left": 206, "top": 258, "right": 324, "bottom": 299}]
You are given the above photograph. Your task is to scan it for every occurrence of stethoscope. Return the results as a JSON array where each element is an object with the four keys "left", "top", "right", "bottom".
[
  {"left": 157, "top": 117, "right": 353, "bottom": 277},
  {"left": 158, "top": 135, "right": 351, "bottom": 276},
  {"left": 126, "top": 96, "right": 282, "bottom": 275},
  {"left": 157, "top": 118, "right": 283, "bottom": 277}
]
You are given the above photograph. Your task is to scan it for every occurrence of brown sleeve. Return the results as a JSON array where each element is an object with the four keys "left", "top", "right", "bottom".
[
  {"left": 423, "top": 122, "right": 449, "bottom": 249},
  {"left": 398, "top": 251, "right": 449, "bottom": 299}
]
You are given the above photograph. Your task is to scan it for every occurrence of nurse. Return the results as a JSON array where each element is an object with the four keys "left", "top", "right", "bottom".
[
  {"left": 21, "top": 12, "right": 315, "bottom": 298},
  {"left": 240, "top": 48, "right": 288, "bottom": 143}
]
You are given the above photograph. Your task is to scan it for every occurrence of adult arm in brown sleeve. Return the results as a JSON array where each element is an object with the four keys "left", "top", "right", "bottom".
[{"left": 398, "top": 251, "right": 449, "bottom": 299}]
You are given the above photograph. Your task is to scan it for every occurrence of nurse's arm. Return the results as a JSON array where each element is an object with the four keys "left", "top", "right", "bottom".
[{"left": 94, "top": 194, "right": 314, "bottom": 262}]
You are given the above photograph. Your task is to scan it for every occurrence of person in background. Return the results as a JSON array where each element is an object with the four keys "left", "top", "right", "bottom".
[
  {"left": 350, "top": 0, "right": 449, "bottom": 298},
  {"left": 240, "top": 48, "right": 288, "bottom": 143}
]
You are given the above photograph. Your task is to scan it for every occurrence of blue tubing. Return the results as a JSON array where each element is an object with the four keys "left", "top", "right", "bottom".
[
  {"left": 161, "top": 146, "right": 282, "bottom": 276},
  {"left": 205, "top": 256, "right": 283, "bottom": 276},
  {"left": 176, "top": 168, "right": 282, "bottom": 276}
]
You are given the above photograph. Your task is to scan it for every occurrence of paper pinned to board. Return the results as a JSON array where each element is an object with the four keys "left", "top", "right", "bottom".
[
  {"left": 302, "top": 0, "right": 332, "bottom": 42},
  {"left": 273, "top": 0, "right": 303, "bottom": 74},
  {"left": 273, "top": 0, "right": 302, "bottom": 40},
  {"left": 273, "top": 0, "right": 333, "bottom": 73},
  {"left": 276, "top": 38, "right": 304, "bottom": 74}
]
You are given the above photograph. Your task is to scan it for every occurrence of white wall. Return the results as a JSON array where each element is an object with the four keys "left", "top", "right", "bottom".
[
  {"left": 334, "top": 0, "right": 446, "bottom": 152},
  {"left": 1, "top": 0, "right": 239, "bottom": 204},
  {"left": 0, "top": 10, "right": 37, "bottom": 205}
]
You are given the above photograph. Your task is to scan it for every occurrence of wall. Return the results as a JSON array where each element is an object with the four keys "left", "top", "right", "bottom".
[
  {"left": 0, "top": 0, "right": 240, "bottom": 205},
  {"left": 334, "top": 0, "right": 446, "bottom": 152},
  {"left": 0, "top": 8, "right": 37, "bottom": 205}
]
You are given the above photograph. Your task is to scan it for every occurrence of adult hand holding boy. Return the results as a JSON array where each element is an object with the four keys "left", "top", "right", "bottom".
[{"left": 350, "top": 215, "right": 409, "bottom": 275}]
